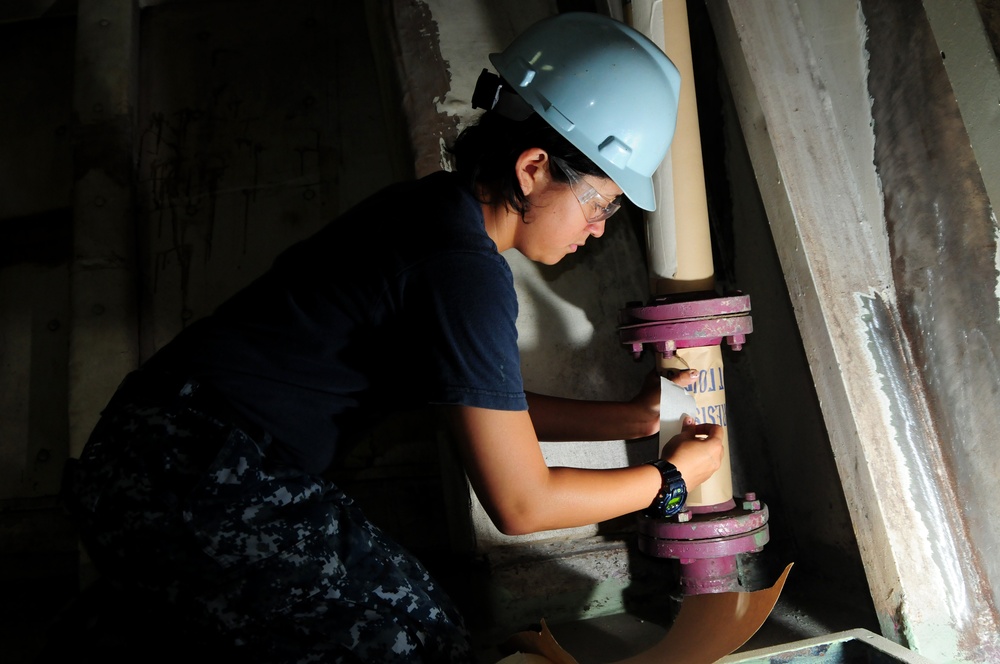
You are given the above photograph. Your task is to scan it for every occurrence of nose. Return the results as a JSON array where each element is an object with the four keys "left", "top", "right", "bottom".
[{"left": 588, "top": 220, "right": 606, "bottom": 238}]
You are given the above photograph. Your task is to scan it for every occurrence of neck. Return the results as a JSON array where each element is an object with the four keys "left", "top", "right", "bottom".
[{"left": 481, "top": 198, "right": 518, "bottom": 253}]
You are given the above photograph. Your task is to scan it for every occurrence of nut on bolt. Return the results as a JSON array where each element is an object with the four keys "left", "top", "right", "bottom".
[{"left": 742, "top": 492, "right": 761, "bottom": 511}]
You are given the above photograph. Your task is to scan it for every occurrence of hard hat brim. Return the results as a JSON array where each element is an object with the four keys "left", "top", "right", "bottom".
[{"left": 611, "top": 166, "right": 656, "bottom": 212}]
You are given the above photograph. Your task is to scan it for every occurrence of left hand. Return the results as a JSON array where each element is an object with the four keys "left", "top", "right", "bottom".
[
  {"left": 664, "top": 367, "right": 698, "bottom": 388},
  {"left": 629, "top": 369, "right": 663, "bottom": 417},
  {"left": 630, "top": 367, "right": 697, "bottom": 410}
]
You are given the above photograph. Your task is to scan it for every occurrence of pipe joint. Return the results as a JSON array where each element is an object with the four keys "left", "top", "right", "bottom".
[{"left": 618, "top": 292, "right": 753, "bottom": 360}]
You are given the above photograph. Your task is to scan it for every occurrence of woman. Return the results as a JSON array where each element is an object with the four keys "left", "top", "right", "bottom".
[{"left": 65, "top": 12, "right": 724, "bottom": 663}]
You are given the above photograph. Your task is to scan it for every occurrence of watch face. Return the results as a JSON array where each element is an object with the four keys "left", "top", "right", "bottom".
[{"left": 664, "top": 486, "right": 686, "bottom": 515}]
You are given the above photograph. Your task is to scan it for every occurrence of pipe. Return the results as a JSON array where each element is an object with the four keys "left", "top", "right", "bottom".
[
  {"left": 658, "top": 0, "right": 735, "bottom": 508},
  {"left": 651, "top": 0, "right": 714, "bottom": 296},
  {"left": 629, "top": 0, "right": 731, "bottom": 508},
  {"left": 623, "top": 0, "right": 767, "bottom": 594}
]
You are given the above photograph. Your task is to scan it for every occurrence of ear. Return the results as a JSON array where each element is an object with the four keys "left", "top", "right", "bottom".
[{"left": 514, "top": 147, "right": 551, "bottom": 197}]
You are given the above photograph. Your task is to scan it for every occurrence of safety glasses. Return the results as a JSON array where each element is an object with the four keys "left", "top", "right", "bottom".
[{"left": 551, "top": 157, "right": 622, "bottom": 223}]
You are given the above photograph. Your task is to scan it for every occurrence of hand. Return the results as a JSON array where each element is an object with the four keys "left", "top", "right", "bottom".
[
  {"left": 660, "top": 417, "right": 724, "bottom": 489},
  {"left": 664, "top": 367, "right": 697, "bottom": 388},
  {"left": 625, "top": 369, "right": 662, "bottom": 439},
  {"left": 630, "top": 369, "right": 662, "bottom": 414}
]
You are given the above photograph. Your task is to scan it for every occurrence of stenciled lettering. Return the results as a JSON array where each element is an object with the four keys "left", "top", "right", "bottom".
[
  {"left": 685, "top": 367, "right": 726, "bottom": 395},
  {"left": 693, "top": 403, "right": 728, "bottom": 426}
]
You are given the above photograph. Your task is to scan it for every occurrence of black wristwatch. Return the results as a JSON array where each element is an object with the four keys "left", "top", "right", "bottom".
[{"left": 644, "top": 459, "right": 688, "bottom": 519}]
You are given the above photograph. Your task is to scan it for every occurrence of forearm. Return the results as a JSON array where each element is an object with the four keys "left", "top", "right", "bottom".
[
  {"left": 525, "top": 391, "right": 659, "bottom": 442},
  {"left": 513, "top": 464, "right": 662, "bottom": 533},
  {"left": 450, "top": 405, "right": 660, "bottom": 534},
  {"left": 511, "top": 420, "right": 724, "bottom": 534},
  {"left": 448, "top": 405, "right": 721, "bottom": 537}
]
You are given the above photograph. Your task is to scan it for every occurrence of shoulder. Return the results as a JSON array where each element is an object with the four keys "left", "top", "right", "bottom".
[{"left": 357, "top": 171, "right": 478, "bottom": 218}]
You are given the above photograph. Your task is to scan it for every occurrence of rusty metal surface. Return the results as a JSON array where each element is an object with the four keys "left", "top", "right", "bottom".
[
  {"left": 640, "top": 503, "right": 769, "bottom": 541},
  {"left": 638, "top": 525, "right": 769, "bottom": 561},
  {"left": 619, "top": 294, "right": 753, "bottom": 357},
  {"left": 620, "top": 294, "right": 752, "bottom": 323},
  {"left": 638, "top": 503, "right": 769, "bottom": 565}
]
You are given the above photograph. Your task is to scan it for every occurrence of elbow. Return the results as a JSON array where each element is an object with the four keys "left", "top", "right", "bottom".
[
  {"left": 495, "top": 520, "right": 538, "bottom": 537},
  {"left": 495, "top": 518, "right": 535, "bottom": 537},
  {"left": 489, "top": 501, "right": 546, "bottom": 536}
]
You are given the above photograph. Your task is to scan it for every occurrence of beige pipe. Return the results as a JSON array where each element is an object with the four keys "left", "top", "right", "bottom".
[
  {"left": 657, "top": 0, "right": 714, "bottom": 295},
  {"left": 672, "top": 346, "right": 733, "bottom": 506},
  {"left": 631, "top": 0, "right": 734, "bottom": 507}
]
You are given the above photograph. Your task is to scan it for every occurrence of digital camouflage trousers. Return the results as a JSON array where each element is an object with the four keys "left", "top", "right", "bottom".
[{"left": 64, "top": 372, "right": 474, "bottom": 663}]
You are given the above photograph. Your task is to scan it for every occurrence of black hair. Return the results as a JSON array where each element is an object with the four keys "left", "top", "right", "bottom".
[{"left": 448, "top": 110, "right": 606, "bottom": 216}]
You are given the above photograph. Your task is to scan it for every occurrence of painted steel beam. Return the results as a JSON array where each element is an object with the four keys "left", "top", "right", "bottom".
[
  {"left": 706, "top": 1, "right": 1000, "bottom": 661},
  {"left": 69, "top": 0, "right": 140, "bottom": 458}
]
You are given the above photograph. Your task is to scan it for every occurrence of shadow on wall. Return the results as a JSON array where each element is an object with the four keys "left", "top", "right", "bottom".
[{"left": 515, "top": 205, "right": 654, "bottom": 402}]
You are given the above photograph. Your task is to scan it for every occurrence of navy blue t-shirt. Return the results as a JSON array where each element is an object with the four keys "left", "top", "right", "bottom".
[{"left": 144, "top": 171, "right": 528, "bottom": 474}]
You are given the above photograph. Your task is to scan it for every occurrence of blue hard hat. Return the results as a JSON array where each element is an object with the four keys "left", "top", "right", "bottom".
[{"left": 488, "top": 12, "right": 681, "bottom": 211}]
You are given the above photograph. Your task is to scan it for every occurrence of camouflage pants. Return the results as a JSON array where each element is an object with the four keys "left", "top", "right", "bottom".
[{"left": 65, "top": 372, "right": 474, "bottom": 663}]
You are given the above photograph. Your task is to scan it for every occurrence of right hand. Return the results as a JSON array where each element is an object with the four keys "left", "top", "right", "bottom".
[{"left": 660, "top": 417, "right": 724, "bottom": 489}]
